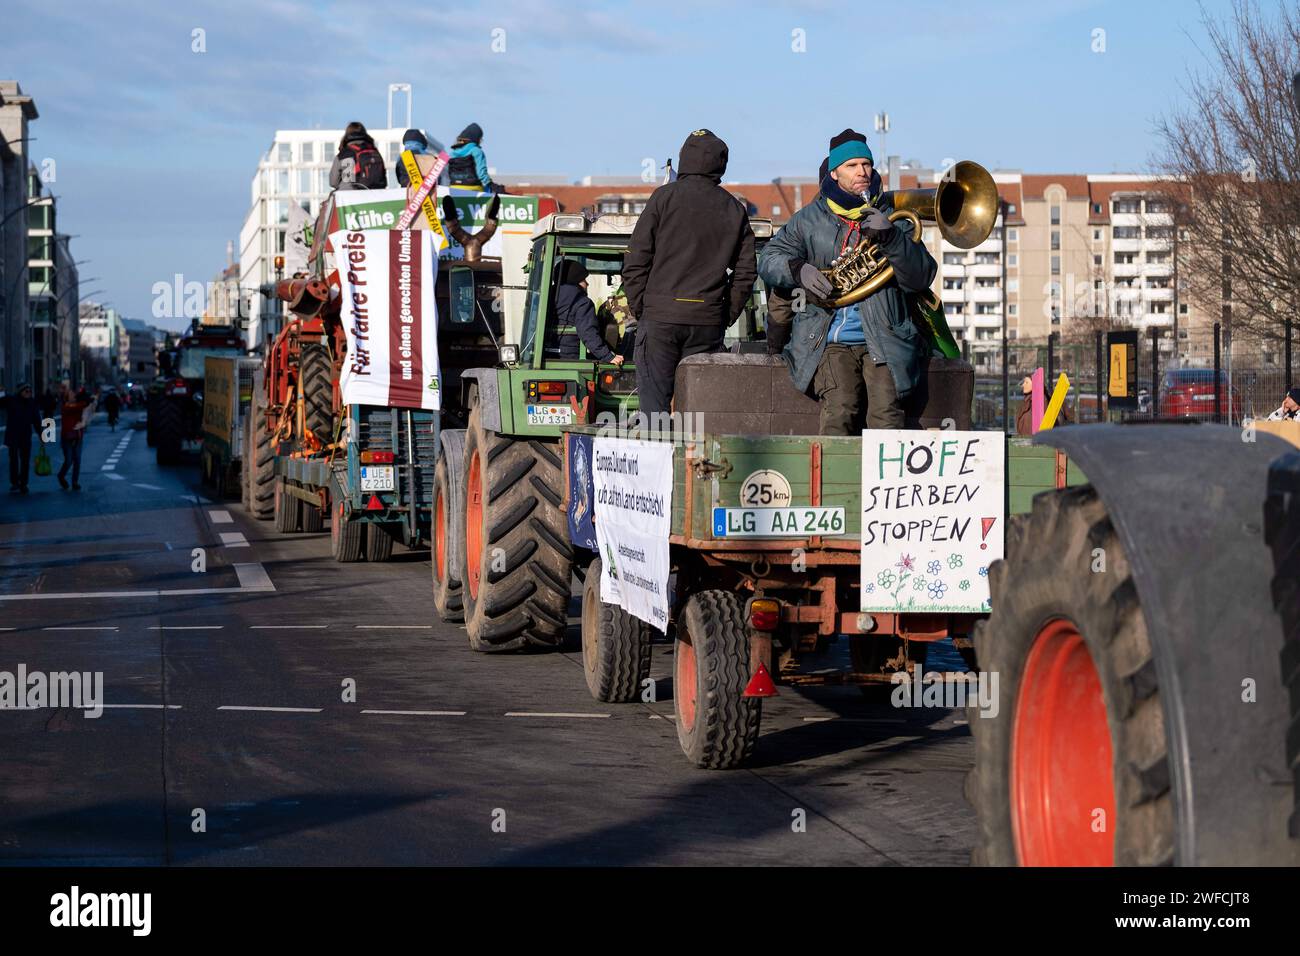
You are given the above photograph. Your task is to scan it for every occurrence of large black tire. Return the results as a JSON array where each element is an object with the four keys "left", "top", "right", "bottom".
[
  {"left": 154, "top": 399, "right": 183, "bottom": 465},
  {"left": 461, "top": 408, "right": 573, "bottom": 653},
  {"left": 581, "top": 557, "right": 652, "bottom": 702},
  {"left": 146, "top": 394, "right": 158, "bottom": 447},
  {"left": 1264, "top": 452, "right": 1300, "bottom": 839},
  {"left": 674, "top": 590, "right": 762, "bottom": 769},
  {"left": 967, "top": 485, "right": 1173, "bottom": 866},
  {"left": 250, "top": 400, "right": 275, "bottom": 520},
  {"left": 300, "top": 343, "right": 334, "bottom": 446},
  {"left": 365, "top": 522, "right": 396, "bottom": 562},
  {"left": 432, "top": 430, "right": 467, "bottom": 623},
  {"left": 300, "top": 495, "right": 324, "bottom": 533},
  {"left": 273, "top": 478, "right": 302, "bottom": 533},
  {"left": 330, "top": 499, "right": 365, "bottom": 563}
]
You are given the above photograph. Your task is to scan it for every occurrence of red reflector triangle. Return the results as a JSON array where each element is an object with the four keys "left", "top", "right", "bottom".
[
  {"left": 366, "top": 494, "right": 384, "bottom": 511},
  {"left": 743, "top": 663, "right": 778, "bottom": 698}
]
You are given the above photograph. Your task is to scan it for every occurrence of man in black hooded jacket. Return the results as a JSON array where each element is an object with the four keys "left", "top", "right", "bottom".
[{"left": 623, "top": 129, "right": 756, "bottom": 416}]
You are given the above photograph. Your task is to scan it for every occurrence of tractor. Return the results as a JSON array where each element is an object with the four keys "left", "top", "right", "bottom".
[{"left": 148, "top": 324, "right": 244, "bottom": 465}]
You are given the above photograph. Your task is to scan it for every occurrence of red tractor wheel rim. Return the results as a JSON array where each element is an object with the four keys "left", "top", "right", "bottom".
[
  {"left": 434, "top": 484, "right": 446, "bottom": 581},
  {"left": 1011, "top": 618, "right": 1116, "bottom": 866},
  {"left": 465, "top": 447, "right": 483, "bottom": 601},
  {"left": 333, "top": 500, "right": 344, "bottom": 544},
  {"left": 676, "top": 634, "right": 697, "bottom": 732}
]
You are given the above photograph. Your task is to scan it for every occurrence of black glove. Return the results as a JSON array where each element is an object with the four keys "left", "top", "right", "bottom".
[
  {"left": 797, "top": 262, "right": 834, "bottom": 300},
  {"left": 766, "top": 320, "right": 792, "bottom": 355},
  {"left": 861, "top": 206, "right": 895, "bottom": 244}
]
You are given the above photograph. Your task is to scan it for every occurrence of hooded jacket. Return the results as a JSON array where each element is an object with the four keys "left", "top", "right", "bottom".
[
  {"left": 622, "top": 130, "right": 757, "bottom": 328},
  {"left": 757, "top": 188, "right": 937, "bottom": 398},
  {"left": 1, "top": 390, "right": 42, "bottom": 448},
  {"left": 329, "top": 128, "right": 385, "bottom": 190},
  {"left": 448, "top": 123, "right": 491, "bottom": 189}
]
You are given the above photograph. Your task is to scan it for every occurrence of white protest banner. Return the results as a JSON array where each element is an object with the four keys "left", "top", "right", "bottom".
[
  {"left": 593, "top": 436, "right": 674, "bottom": 633},
  {"left": 860, "top": 430, "right": 1004, "bottom": 613},
  {"left": 283, "top": 202, "right": 314, "bottom": 276},
  {"left": 331, "top": 228, "right": 441, "bottom": 411}
]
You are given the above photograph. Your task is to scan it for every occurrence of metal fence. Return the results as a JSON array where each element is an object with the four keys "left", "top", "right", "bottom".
[{"left": 969, "top": 320, "right": 1296, "bottom": 431}]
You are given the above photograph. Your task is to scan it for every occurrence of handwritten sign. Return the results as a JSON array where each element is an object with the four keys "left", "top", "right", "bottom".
[{"left": 860, "top": 430, "right": 1004, "bottom": 613}]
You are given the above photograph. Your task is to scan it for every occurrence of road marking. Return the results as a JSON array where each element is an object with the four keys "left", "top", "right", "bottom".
[
  {"left": 104, "top": 473, "right": 125, "bottom": 481},
  {"left": 219, "top": 532, "right": 249, "bottom": 548},
  {"left": 42, "top": 626, "right": 119, "bottom": 631},
  {"left": 101, "top": 704, "right": 183, "bottom": 710},
  {"left": 361, "top": 709, "right": 467, "bottom": 716},
  {"left": 133, "top": 483, "right": 163, "bottom": 490},
  {"left": 217, "top": 705, "right": 322, "bottom": 713},
  {"left": 0, "top": 562, "right": 276, "bottom": 600},
  {"left": 354, "top": 624, "right": 433, "bottom": 630},
  {"left": 250, "top": 624, "right": 328, "bottom": 629},
  {"left": 209, "top": 510, "right": 233, "bottom": 524},
  {"left": 504, "top": 712, "right": 612, "bottom": 719},
  {"left": 148, "top": 625, "right": 223, "bottom": 631},
  {"left": 100, "top": 465, "right": 115, "bottom": 471},
  {"left": 801, "top": 716, "right": 906, "bottom": 724}
]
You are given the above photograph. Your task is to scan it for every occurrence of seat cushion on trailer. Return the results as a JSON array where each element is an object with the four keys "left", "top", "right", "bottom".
[{"left": 672, "top": 353, "right": 974, "bottom": 435}]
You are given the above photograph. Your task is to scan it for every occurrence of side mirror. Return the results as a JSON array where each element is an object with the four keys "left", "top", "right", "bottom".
[{"left": 449, "top": 267, "right": 476, "bottom": 324}]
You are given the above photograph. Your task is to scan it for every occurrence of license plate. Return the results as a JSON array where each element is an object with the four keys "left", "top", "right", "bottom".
[
  {"left": 1193, "top": 394, "right": 1215, "bottom": 401},
  {"left": 526, "top": 404, "right": 573, "bottom": 426},
  {"left": 712, "top": 507, "right": 846, "bottom": 538},
  {"left": 360, "top": 465, "right": 394, "bottom": 491}
]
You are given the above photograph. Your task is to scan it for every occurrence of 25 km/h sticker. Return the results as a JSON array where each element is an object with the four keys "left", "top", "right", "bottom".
[
  {"left": 740, "top": 469, "right": 792, "bottom": 507},
  {"left": 713, "top": 507, "right": 845, "bottom": 538}
]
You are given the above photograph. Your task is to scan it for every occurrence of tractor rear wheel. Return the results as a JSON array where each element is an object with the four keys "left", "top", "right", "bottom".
[
  {"left": 365, "top": 523, "right": 396, "bottom": 562},
  {"left": 146, "top": 393, "right": 159, "bottom": 447},
  {"left": 300, "top": 495, "right": 324, "bottom": 533},
  {"left": 273, "top": 478, "right": 302, "bottom": 533},
  {"left": 581, "top": 556, "right": 652, "bottom": 702},
  {"left": 154, "top": 399, "right": 183, "bottom": 465},
  {"left": 300, "top": 343, "right": 333, "bottom": 447},
  {"left": 432, "top": 430, "right": 467, "bottom": 623},
  {"left": 250, "top": 399, "right": 275, "bottom": 520},
  {"left": 330, "top": 499, "right": 364, "bottom": 563},
  {"left": 967, "top": 485, "right": 1173, "bottom": 866},
  {"left": 674, "top": 590, "right": 761, "bottom": 768},
  {"left": 461, "top": 408, "right": 573, "bottom": 653}
]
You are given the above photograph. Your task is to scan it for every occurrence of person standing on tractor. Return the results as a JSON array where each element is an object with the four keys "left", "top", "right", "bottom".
[
  {"left": 57, "top": 386, "right": 94, "bottom": 491},
  {"left": 758, "top": 129, "right": 936, "bottom": 434},
  {"left": 329, "top": 122, "right": 388, "bottom": 191},
  {"left": 544, "top": 261, "right": 625, "bottom": 367},
  {"left": 1, "top": 383, "right": 43, "bottom": 494},
  {"left": 623, "top": 128, "right": 757, "bottom": 417},
  {"left": 394, "top": 128, "right": 446, "bottom": 187},
  {"left": 447, "top": 123, "right": 497, "bottom": 193}
]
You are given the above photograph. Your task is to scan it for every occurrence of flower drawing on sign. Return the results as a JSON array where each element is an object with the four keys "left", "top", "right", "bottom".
[
  {"left": 947, "top": 553, "right": 963, "bottom": 569},
  {"left": 927, "top": 560, "right": 941, "bottom": 575},
  {"left": 928, "top": 580, "right": 948, "bottom": 600},
  {"left": 895, "top": 554, "right": 916, "bottom": 572},
  {"left": 959, "top": 579, "right": 971, "bottom": 591},
  {"left": 877, "top": 570, "right": 895, "bottom": 589},
  {"left": 865, "top": 583, "right": 875, "bottom": 594},
  {"left": 979, "top": 565, "right": 989, "bottom": 577},
  {"left": 913, "top": 575, "right": 928, "bottom": 592}
]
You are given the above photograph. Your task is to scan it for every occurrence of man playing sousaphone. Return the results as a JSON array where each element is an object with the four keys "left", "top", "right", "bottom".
[{"left": 759, "top": 129, "right": 937, "bottom": 434}]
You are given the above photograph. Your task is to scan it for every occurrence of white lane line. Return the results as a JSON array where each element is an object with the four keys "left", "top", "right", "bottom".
[
  {"left": 148, "top": 625, "right": 223, "bottom": 631},
  {"left": 104, "top": 473, "right": 125, "bottom": 481},
  {"left": 504, "top": 712, "right": 612, "bottom": 719},
  {"left": 219, "top": 532, "right": 249, "bottom": 548},
  {"left": 100, "top": 465, "right": 115, "bottom": 471},
  {"left": 250, "top": 624, "right": 327, "bottom": 630},
  {"left": 800, "top": 716, "right": 906, "bottom": 724},
  {"left": 42, "top": 626, "right": 118, "bottom": 631},
  {"left": 361, "top": 709, "right": 467, "bottom": 716},
  {"left": 101, "top": 704, "right": 183, "bottom": 710},
  {"left": 217, "top": 705, "right": 322, "bottom": 713},
  {"left": 1, "top": 562, "right": 276, "bottom": 601},
  {"left": 133, "top": 483, "right": 163, "bottom": 490},
  {"left": 209, "top": 510, "right": 233, "bottom": 524},
  {"left": 354, "top": 625, "right": 433, "bottom": 630}
]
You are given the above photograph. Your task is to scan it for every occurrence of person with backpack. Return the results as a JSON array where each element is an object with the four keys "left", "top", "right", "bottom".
[
  {"left": 329, "top": 121, "right": 388, "bottom": 191},
  {"left": 447, "top": 123, "right": 496, "bottom": 192}
]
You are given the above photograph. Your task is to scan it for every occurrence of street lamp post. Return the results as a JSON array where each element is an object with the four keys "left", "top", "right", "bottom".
[{"left": 1000, "top": 198, "right": 1009, "bottom": 433}]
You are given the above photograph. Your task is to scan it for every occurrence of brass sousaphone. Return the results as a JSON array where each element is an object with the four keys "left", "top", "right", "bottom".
[{"left": 821, "top": 160, "right": 998, "bottom": 308}]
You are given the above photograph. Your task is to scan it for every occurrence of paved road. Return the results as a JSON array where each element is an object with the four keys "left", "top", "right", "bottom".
[{"left": 0, "top": 411, "right": 977, "bottom": 865}]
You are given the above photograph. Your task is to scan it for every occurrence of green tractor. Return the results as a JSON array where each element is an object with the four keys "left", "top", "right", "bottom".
[
  {"left": 432, "top": 212, "right": 774, "bottom": 649},
  {"left": 148, "top": 324, "right": 245, "bottom": 465}
]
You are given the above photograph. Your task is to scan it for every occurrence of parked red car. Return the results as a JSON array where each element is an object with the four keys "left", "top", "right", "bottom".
[{"left": 1158, "top": 369, "right": 1243, "bottom": 422}]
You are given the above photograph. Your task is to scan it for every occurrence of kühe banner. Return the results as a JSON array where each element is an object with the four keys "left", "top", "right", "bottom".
[
  {"left": 860, "top": 430, "right": 1004, "bottom": 613},
  {"left": 328, "top": 188, "right": 539, "bottom": 260},
  {"left": 593, "top": 436, "right": 673, "bottom": 633},
  {"left": 330, "top": 228, "right": 441, "bottom": 411}
]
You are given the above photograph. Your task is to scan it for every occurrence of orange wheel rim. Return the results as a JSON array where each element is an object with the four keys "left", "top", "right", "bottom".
[
  {"left": 434, "top": 484, "right": 447, "bottom": 580},
  {"left": 1011, "top": 618, "right": 1116, "bottom": 866},
  {"left": 676, "top": 633, "right": 697, "bottom": 732},
  {"left": 466, "top": 448, "right": 483, "bottom": 600}
]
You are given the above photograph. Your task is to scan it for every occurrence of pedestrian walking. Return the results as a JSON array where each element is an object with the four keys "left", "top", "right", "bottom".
[
  {"left": 1, "top": 383, "right": 44, "bottom": 493},
  {"left": 57, "top": 386, "right": 94, "bottom": 491},
  {"left": 103, "top": 390, "right": 121, "bottom": 431}
]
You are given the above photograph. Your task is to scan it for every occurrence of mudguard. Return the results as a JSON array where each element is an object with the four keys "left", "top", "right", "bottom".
[
  {"left": 1035, "top": 423, "right": 1300, "bottom": 865},
  {"left": 460, "top": 368, "right": 502, "bottom": 433}
]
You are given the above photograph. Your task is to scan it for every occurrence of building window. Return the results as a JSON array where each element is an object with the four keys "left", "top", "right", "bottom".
[
  {"left": 300, "top": 142, "right": 314, "bottom": 164},
  {"left": 1113, "top": 198, "right": 1140, "bottom": 214},
  {"left": 1007, "top": 203, "right": 1016, "bottom": 214},
  {"left": 1008, "top": 278, "right": 1018, "bottom": 292},
  {"left": 944, "top": 302, "right": 964, "bottom": 316},
  {"left": 1146, "top": 277, "right": 1170, "bottom": 289},
  {"left": 1051, "top": 255, "right": 1060, "bottom": 275},
  {"left": 633, "top": 202, "right": 647, "bottom": 214},
  {"left": 974, "top": 252, "right": 998, "bottom": 265},
  {"left": 1146, "top": 225, "right": 1174, "bottom": 240},
  {"left": 322, "top": 142, "right": 335, "bottom": 159},
  {"left": 1051, "top": 230, "right": 1060, "bottom": 251},
  {"left": 1180, "top": 303, "right": 1189, "bottom": 314},
  {"left": 277, "top": 142, "right": 291, "bottom": 163},
  {"left": 1008, "top": 254, "right": 1017, "bottom": 267},
  {"left": 276, "top": 169, "right": 289, "bottom": 194},
  {"left": 1115, "top": 252, "right": 1136, "bottom": 264},
  {"left": 943, "top": 252, "right": 965, "bottom": 265},
  {"left": 1113, "top": 225, "right": 1140, "bottom": 239},
  {"left": 1094, "top": 254, "right": 1102, "bottom": 266},
  {"left": 1008, "top": 228, "right": 1018, "bottom": 241},
  {"left": 943, "top": 278, "right": 964, "bottom": 290},
  {"left": 1009, "top": 304, "right": 1018, "bottom": 316},
  {"left": 296, "top": 169, "right": 312, "bottom": 194},
  {"left": 1050, "top": 204, "right": 1061, "bottom": 225},
  {"left": 1093, "top": 228, "right": 1101, "bottom": 240},
  {"left": 1146, "top": 198, "right": 1170, "bottom": 213},
  {"left": 772, "top": 205, "right": 780, "bottom": 216},
  {"left": 598, "top": 201, "right": 620, "bottom": 214},
  {"left": 1147, "top": 251, "right": 1170, "bottom": 264},
  {"left": 1092, "top": 202, "right": 1102, "bottom": 215}
]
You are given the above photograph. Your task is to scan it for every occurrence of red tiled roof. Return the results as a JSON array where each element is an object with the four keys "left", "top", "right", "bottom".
[
  {"left": 526, "top": 181, "right": 819, "bottom": 225},
  {"left": 1022, "top": 174, "right": 1090, "bottom": 200}
]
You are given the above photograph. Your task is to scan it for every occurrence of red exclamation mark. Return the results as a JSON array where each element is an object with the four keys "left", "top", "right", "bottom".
[{"left": 980, "top": 517, "right": 996, "bottom": 549}]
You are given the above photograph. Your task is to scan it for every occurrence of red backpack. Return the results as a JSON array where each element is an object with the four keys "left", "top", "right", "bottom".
[{"left": 346, "top": 141, "right": 388, "bottom": 189}]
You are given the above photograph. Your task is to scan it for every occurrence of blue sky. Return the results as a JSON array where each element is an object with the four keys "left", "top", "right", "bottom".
[{"left": 2, "top": 0, "right": 1249, "bottom": 330}]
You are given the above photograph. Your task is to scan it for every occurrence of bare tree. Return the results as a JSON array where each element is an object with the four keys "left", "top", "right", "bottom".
[{"left": 1154, "top": 1, "right": 1300, "bottom": 342}]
